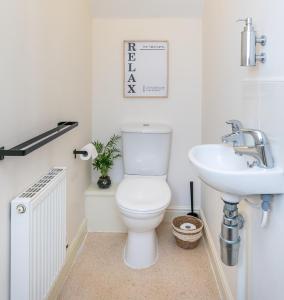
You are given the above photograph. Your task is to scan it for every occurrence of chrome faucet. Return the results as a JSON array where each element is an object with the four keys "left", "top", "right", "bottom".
[
  {"left": 222, "top": 120, "right": 245, "bottom": 146},
  {"left": 233, "top": 129, "right": 274, "bottom": 168}
]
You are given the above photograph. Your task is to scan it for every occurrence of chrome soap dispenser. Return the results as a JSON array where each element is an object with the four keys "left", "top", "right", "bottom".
[{"left": 238, "top": 17, "right": 266, "bottom": 66}]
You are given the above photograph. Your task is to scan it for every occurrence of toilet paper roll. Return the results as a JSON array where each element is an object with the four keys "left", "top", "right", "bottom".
[
  {"left": 180, "top": 222, "right": 197, "bottom": 231},
  {"left": 79, "top": 143, "right": 98, "bottom": 161}
]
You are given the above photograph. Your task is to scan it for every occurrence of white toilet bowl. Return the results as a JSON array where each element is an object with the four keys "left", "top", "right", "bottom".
[{"left": 116, "top": 176, "right": 171, "bottom": 269}]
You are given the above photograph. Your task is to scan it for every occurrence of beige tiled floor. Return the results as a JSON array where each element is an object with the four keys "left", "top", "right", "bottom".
[{"left": 59, "top": 222, "right": 220, "bottom": 300}]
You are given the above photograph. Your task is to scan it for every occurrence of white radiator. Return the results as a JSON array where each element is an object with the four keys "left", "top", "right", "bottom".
[{"left": 11, "top": 168, "right": 67, "bottom": 300}]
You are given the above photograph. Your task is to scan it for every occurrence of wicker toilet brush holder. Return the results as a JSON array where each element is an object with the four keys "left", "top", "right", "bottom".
[{"left": 172, "top": 216, "right": 204, "bottom": 249}]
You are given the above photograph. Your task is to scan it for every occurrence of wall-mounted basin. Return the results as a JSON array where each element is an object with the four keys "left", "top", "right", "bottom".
[{"left": 189, "top": 144, "right": 284, "bottom": 196}]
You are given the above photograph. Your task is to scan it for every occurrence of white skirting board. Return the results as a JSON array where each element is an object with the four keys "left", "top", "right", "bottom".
[
  {"left": 47, "top": 219, "right": 87, "bottom": 300},
  {"left": 200, "top": 210, "right": 234, "bottom": 300}
]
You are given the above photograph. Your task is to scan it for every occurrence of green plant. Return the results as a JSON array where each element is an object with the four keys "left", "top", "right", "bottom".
[{"left": 92, "top": 134, "right": 121, "bottom": 177}]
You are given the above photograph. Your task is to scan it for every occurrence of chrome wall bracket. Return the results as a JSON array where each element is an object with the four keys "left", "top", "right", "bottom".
[
  {"left": 256, "top": 53, "right": 266, "bottom": 63},
  {"left": 256, "top": 35, "right": 267, "bottom": 46}
]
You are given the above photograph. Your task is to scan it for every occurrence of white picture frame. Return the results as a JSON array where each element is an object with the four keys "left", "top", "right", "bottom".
[{"left": 123, "top": 40, "right": 169, "bottom": 98}]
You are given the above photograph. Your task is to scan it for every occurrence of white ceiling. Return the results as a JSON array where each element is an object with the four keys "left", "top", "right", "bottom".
[{"left": 91, "top": 0, "right": 203, "bottom": 18}]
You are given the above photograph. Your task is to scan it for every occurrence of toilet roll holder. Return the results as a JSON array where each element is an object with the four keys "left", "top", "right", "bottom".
[{"left": 73, "top": 149, "right": 88, "bottom": 159}]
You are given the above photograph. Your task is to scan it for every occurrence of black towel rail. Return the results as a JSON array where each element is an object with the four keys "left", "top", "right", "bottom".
[{"left": 0, "top": 121, "right": 78, "bottom": 160}]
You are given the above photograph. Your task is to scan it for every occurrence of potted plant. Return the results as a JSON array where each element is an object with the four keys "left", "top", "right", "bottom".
[{"left": 92, "top": 134, "right": 121, "bottom": 189}]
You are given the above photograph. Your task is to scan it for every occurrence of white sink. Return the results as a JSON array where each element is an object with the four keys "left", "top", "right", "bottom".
[{"left": 189, "top": 144, "right": 284, "bottom": 196}]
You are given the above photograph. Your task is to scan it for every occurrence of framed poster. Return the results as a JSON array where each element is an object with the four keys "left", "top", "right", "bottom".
[{"left": 124, "top": 40, "right": 168, "bottom": 98}]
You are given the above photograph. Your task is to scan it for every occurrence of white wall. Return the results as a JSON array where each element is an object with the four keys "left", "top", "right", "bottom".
[
  {"left": 202, "top": 1, "right": 284, "bottom": 299},
  {"left": 92, "top": 18, "right": 202, "bottom": 208},
  {"left": 91, "top": 0, "right": 203, "bottom": 18},
  {"left": 0, "top": 1, "right": 92, "bottom": 299}
]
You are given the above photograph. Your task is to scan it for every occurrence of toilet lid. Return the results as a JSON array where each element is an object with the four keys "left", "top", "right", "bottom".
[{"left": 116, "top": 177, "right": 171, "bottom": 212}]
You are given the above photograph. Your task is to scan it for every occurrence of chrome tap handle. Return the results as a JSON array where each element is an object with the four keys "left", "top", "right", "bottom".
[
  {"left": 239, "top": 129, "right": 268, "bottom": 145},
  {"left": 225, "top": 120, "right": 243, "bottom": 133}
]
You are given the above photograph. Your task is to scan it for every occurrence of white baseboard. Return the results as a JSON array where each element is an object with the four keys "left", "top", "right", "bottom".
[
  {"left": 200, "top": 210, "right": 234, "bottom": 300},
  {"left": 47, "top": 218, "right": 87, "bottom": 300}
]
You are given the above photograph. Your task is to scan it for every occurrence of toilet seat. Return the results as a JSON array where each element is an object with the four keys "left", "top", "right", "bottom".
[{"left": 116, "top": 177, "right": 171, "bottom": 213}]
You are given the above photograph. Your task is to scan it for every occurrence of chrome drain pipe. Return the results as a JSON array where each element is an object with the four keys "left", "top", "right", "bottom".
[{"left": 220, "top": 201, "right": 244, "bottom": 266}]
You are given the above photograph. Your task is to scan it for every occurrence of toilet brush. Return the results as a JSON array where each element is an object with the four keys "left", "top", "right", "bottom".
[{"left": 187, "top": 181, "right": 199, "bottom": 218}]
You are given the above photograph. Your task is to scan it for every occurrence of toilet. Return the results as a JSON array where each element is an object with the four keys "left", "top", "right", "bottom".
[{"left": 116, "top": 123, "right": 172, "bottom": 269}]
